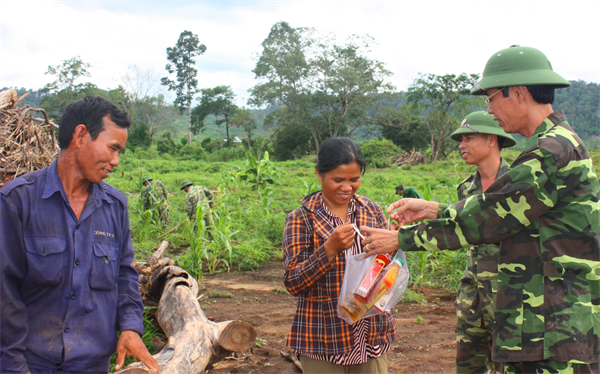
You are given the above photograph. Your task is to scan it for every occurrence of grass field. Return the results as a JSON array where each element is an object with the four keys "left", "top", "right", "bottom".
[{"left": 108, "top": 148, "right": 600, "bottom": 293}]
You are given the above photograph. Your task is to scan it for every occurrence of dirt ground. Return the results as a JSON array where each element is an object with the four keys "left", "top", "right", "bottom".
[{"left": 194, "top": 260, "right": 457, "bottom": 374}]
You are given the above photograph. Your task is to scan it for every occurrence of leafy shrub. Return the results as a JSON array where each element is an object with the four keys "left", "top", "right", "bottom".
[
  {"left": 360, "top": 138, "right": 400, "bottom": 168},
  {"left": 177, "top": 144, "right": 207, "bottom": 160}
]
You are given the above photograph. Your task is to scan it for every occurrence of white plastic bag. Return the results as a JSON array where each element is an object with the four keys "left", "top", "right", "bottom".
[{"left": 337, "top": 250, "right": 409, "bottom": 325}]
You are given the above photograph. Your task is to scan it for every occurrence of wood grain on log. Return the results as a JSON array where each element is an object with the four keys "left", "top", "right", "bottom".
[{"left": 0, "top": 89, "right": 17, "bottom": 110}]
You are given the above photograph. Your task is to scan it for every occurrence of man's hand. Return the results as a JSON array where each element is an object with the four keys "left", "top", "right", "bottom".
[
  {"left": 360, "top": 226, "right": 400, "bottom": 257},
  {"left": 387, "top": 198, "right": 439, "bottom": 225},
  {"left": 114, "top": 330, "right": 161, "bottom": 373}
]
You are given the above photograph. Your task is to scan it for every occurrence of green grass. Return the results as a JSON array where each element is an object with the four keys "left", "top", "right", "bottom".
[{"left": 108, "top": 148, "right": 600, "bottom": 295}]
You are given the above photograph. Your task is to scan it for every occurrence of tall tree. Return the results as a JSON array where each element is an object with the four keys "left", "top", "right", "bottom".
[
  {"left": 120, "top": 65, "right": 178, "bottom": 145},
  {"left": 41, "top": 56, "right": 99, "bottom": 117},
  {"left": 161, "top": 30, "right": 207, "bottom": 145},
  {"left": 248, "top": 22, "right": 315, "bottom": 151},
  {"left": 405, "top": 73, "right": 480, "bottom": 162},
  {"left": 191, "top": 86, "right": 238, "bottom": 145},
  {"left": 312, "top": 34, "right": 393, "bottom": 144},
  {"left": 249, "top": 22, "right": 393, "bottom": 153},
  {"left": 230, "top": 109, "right": 257, "bottom": 148}
]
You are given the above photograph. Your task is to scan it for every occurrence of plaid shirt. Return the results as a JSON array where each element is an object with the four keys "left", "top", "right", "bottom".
[{"left": 283, "top": 191, "right": 397, "bottom": 357}]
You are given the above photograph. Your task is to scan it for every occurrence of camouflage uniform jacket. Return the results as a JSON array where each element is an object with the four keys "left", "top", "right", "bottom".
[
  {"left": 402, "top": 187, "right": 424, "bottom": 199},
  {"left": 398, "top": 111, "right": 600, "bottom": 363},
  {"left": 185, "top": 185, "right": 213, "bottom": 220},
  {"left": 142, "top": 180, "right": 167, "bottom": 211},
  {"left": 443, "top": 159, "right": 509, "bottom": 329}
]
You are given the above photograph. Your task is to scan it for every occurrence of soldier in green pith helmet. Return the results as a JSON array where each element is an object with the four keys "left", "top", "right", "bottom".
[
  {"left": 141, "top": 176, "right": 168, "bottom": 227},
  {"left": 180, "top": 180, "right": 214, "bottom": 230},
  {"left": 451, "top": 111, "right": 515, "bottom": 374},
  {"left": 361, "top": 45, "right": 600, "bottom": 374}
]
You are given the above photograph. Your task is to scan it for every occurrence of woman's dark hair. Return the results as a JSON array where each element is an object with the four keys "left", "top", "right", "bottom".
[
  {"left": 315, "top": 137, "right": 366, "bottom": 175},
  {"left": 58, "top": 95, "right": 131, "bottom": 150}
]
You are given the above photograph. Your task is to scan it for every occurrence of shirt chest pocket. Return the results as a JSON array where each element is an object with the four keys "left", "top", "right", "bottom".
[
  {"left": 89, "top": 242, "right": 119, "bottom": 291},
  {"left": 24, "top": 236, "right": 67, "bottom": 286}
]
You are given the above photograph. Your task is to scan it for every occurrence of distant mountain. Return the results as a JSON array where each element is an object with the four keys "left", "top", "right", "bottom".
[{"left": 554, "top": 80, "right": 599, "bottom": 140}]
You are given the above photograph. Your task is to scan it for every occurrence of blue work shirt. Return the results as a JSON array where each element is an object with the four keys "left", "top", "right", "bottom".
[{"left": 0, "top": 160, "right": 144, "bottom": 374}]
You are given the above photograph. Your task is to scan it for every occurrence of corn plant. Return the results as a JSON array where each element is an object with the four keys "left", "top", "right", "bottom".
[{"left": 238, "top": 151, "right": 284, "bottom": 190}]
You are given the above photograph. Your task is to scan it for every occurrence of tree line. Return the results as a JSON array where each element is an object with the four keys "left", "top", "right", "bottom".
[{"left": 4, "top": 22, "right": 599, "bottom": 163}]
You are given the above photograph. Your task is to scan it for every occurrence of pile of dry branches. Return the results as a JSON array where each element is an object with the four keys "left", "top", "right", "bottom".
[
  {"left": 0, "top": 89, "right": 59, "bottom": 188},
  {"left": 395, "top": 150, "right": 426, "bottom": 167}
]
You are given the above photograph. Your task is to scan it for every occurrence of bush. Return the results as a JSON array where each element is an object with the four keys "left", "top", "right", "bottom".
[
  {"left": 360, "top": 138, "right": 400, "bottom": 168},
  {"left": 177, "top": 144, "right": 207, "bottom": 160}
]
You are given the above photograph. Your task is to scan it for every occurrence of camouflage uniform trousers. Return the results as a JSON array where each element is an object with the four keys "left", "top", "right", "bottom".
[
  {"left": 185, "top": 185, "right": 214, "bottom": 232},
  {"left": 499, "top": 360, "right": 599, "bottom": 374},
  {"left": 456, "top": 277, "right": 497, "bottom": 374},
  {"left": 456, "top": 318, "right": 493, "bottom": 374},
  {"left": 142, "top": 181, "right": 168, "bottom": 227}
]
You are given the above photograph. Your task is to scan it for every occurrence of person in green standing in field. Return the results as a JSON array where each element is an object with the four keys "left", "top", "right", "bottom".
[
  {"left": 141, "top": 176, "right": 168, "bottom": 227},
  {"left": 180, "top": 180, "right": 214, "bottom": 230},
  {"left": 451, "top": 111, "right": 515, "bottom": 374},
  {"left": 361, "top": 45, "right": 600, "bottom": 374},
  {"left": 394, "top": 184, "right": 424, "bottom": 199}
]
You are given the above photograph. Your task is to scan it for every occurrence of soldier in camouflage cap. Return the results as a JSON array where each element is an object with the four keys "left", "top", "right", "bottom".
[
  {"left": 141, "top": 176, "right": 168, "bottom": 227},
  {"left": 451, "top": 111, "right": 515, "bottom": 374},
  {"left": 361, "top": 46, "right": 600, "bottom": 373},
  {"left": 180, "top": 180, "right": 214, "bottom": 230}
]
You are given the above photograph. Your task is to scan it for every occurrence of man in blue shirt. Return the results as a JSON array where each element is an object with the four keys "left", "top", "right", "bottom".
[{"left": 1, "top": 96, "right": 160, "bottom": 373}]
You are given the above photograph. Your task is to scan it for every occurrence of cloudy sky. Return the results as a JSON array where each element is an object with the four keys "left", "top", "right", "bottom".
[{"left": 1, "top": 1, "right": 599, "bottom": 106}]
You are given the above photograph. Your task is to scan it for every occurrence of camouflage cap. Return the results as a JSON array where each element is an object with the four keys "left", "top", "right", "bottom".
[
  {"left": 180, "top": 180, "right": 193, "bottom": 190},
  {"left": 451, "top": 111, "right": 516, "bottom": 148},
  {"left": 471, "top": 45, "right": 570, "bottom": 95},
  {"left": 395, "top": 184, "right": 404, "bottom": 191},
  {"left": 142, "top": 176, "right": 153, "bottom": 183}
]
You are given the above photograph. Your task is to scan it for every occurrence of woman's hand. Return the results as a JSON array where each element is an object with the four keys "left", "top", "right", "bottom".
[
  {"left": 387, "top": 198, "right": 439, "bottom": 225},
  {"left": 360, "top": 226, "right": 400, "bottom": 256},
  {"left": 323, "top": 222, "right": 356, "bottom": 262}
]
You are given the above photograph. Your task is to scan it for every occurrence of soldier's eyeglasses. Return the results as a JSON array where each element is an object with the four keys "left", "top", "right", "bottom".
[{"left": 484, "top": 88, "right": 505, "bottom": 106}]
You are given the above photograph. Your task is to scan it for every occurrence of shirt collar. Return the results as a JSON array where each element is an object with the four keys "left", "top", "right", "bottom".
[
  {"left": 524, "top": 110, "right": 567, "bottom": 150},
  {"left": 42, "top": 159, "right": 114, "bottom": 205},
  {"left": 467, "top": 158, "right": 510, "bottom": 194},
  {"left": 302, "top": 191, "right": 364, "bottom": 214}
]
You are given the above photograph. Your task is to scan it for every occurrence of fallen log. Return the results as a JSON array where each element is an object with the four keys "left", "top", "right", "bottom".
[{"left": 115, "top": 266, "right": 257, "bottom": 374}]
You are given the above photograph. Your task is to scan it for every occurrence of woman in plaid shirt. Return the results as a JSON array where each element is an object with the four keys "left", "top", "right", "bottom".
[{"left": 283, "top": 137, "right": 396, "bottom": 373}]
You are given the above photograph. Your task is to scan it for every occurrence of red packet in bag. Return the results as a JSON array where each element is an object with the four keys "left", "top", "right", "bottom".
[{"left": 354, "top": 254, "right": 390, "bottom": 299}]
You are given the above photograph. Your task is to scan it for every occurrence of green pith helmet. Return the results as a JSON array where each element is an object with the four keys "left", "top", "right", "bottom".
[
  {"left": 142, "top": 176, "right": 152, "bottom": 183},
  {"left": 471, "top": 45, "right": 570, "bottom": 95},
  {"left": 180, "top": 180, "right": 193, "bottom": 190},
  {"left": 395, "top": 184, "right": 404, "bottom": 191},
  {"left": 451, "top": 111, "right": 516, "bottom": 148}
]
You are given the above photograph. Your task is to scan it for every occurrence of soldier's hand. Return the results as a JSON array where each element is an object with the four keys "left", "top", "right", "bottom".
[
  {"left": 387, "top": 198, "right": 439, "bottom": 226},
  {"left": 114, "top": 330, "right": 161, "bottom": 373},
  {"left": 360, "top": 226, "right": 400, "bottom": 257},
  {"left": 323, "top": 222, "right": 356, "bottom": 262}
]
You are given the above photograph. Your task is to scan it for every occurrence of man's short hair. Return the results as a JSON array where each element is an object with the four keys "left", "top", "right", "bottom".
[
  {"left": 58, "top": 95, "right": 131, "bottom": 150},
  {"left": 502, "top": 86, "right": 554, "bottom": 106},
  {"left": 526, "top": 85, "right": 555, "bottom": 105}
]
